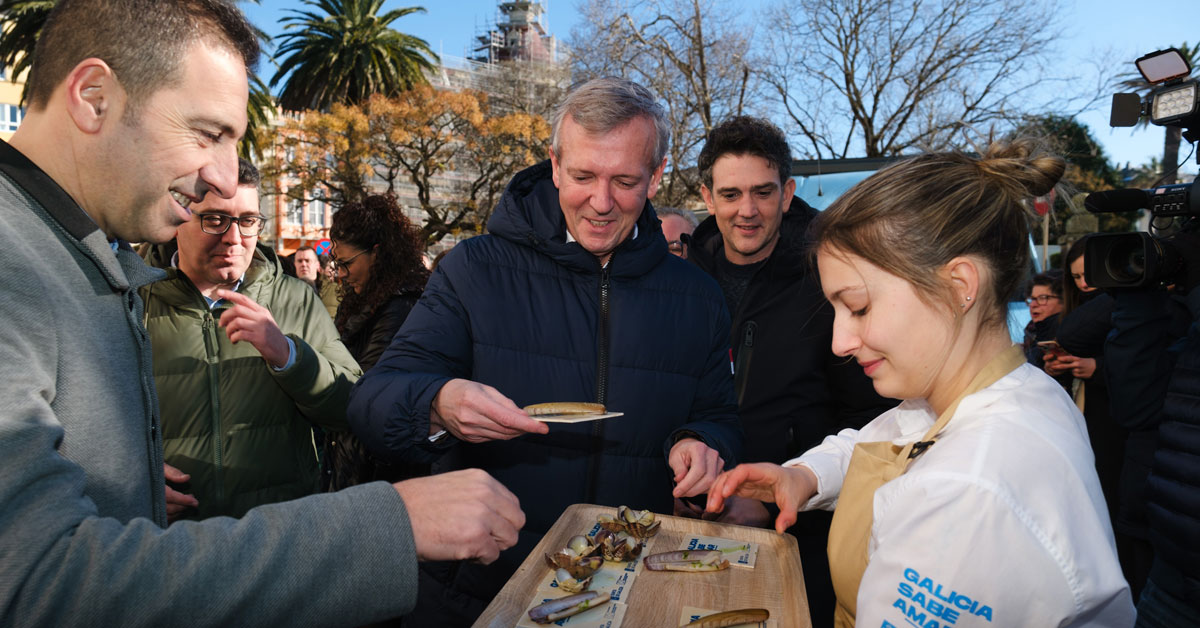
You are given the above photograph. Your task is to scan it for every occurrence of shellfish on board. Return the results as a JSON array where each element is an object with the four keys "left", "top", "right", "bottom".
[
  {"left": 643, "top": 549, "right": 730, "bottom": 572},
  {"left": 527, "top": 591, "right": 612, "bottom": 624},
  {"left": 681, "top": 608, "right": 770, "bottom": 627},
  {"left": 590, "top": 528, "right": 644, "bottom": 562},
  {"left": 544, "top": 535, "right": 604, "bottom": 592},
  {"left": 597, "top": 505, "right": 661, "bottom": 540}
]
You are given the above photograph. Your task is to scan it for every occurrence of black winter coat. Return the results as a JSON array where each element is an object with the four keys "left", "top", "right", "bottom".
[
  {"left": 1057, "top": 293, "right": 1128, "bottom": 527},
  {"left": 339, "top": 291, "right": 421, "bottom": 372},
  {"left": 1106, "top": 288, "right": 1200, "bottom": 604},
  {"left": 688, "top": 197, "right": 893, "bottom": 463},
  {"left": 348, "top": 160, "right": 743, "bottom": 605},
  {"left": 324, "top": 291, "right": 424, "bottom": 491}
]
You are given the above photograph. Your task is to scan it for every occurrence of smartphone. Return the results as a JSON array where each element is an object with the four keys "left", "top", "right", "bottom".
[{"left": 1037, "top": 340, "right": 1066, "bottom": 359}]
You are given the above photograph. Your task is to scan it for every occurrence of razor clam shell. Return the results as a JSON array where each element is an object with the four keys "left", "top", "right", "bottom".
[
  {"left": 527, "top": 591, "right": 611, "bottom": 624},
  {"left": 524, "top": 402, "right": 606, "bottom": 415},
  {"left": 643, "top": 549, "right": 729, "bottom": 571},
  {"left": 682, "top": 608, "right": 770, "bottom": 627}
]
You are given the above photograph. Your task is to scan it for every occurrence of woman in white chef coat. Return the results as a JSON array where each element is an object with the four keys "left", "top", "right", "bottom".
[{"left": 706, "top": 139, "right": 1135, "bottom": 627}]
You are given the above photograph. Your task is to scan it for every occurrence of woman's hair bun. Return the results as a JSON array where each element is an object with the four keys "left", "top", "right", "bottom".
[{"left": 976, "top": 138, "right": 1065, "bottom": 198}]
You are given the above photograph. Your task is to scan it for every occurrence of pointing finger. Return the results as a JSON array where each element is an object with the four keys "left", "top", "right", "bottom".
[{"left": 214, "top": 289, "right": 260, "bottom": 309}]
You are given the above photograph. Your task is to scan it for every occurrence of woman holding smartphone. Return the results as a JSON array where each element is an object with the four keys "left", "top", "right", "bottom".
[{"left": 706, "top": 140, "right": 1133, "bottom": 627}]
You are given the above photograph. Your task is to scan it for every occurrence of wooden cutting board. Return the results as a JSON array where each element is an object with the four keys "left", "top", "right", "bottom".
[{"left": 472, "top": 503, "right": 811, "bottom": 627}]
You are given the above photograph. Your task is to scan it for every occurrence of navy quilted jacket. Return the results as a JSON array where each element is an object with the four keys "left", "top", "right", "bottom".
[
  {"left": 1106, "top": 287, "right": 1200, "bottom": 603},
  {"left": 348, "top": 161, "right": 742, "bottom": 540}
]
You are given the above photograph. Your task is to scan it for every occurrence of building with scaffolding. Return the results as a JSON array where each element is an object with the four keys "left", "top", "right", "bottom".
[{"left": 472, "top": 1, "right": 558, "bottom": 65}]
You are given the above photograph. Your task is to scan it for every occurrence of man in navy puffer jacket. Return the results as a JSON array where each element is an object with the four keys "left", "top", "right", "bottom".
[{"left": 348, "top": 78, "right": 743, "bottom": 626}]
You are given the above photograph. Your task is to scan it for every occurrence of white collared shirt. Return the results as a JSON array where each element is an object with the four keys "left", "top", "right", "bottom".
[
  {"left": 565, "top": 224, "right": 638, "bottom": 268},
  {"left": 788, "top": 364, "right": 1135, "bottom": 627}
]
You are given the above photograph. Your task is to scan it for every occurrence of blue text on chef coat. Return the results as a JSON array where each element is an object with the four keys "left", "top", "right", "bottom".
[{"left": 892, "top": 567, "right": 993, "bottom": 626}]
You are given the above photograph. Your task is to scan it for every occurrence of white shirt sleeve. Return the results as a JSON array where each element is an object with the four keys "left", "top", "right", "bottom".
[
  {"left": 270, "top": 336, "right": 297, "bottom": 371},
  {"left": 785, "top": 402, "right": 928, "bottom": 512},
  {"left": 785, "top": 427, "right": 862, "bottom": 511},
  {"left": 855, "top": 471, "right": 1084, "bottom": 628}
]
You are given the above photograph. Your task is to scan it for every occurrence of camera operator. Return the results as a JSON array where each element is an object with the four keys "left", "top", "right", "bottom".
[
  {"left": 1104, "top": 229, "right": 1200, "bottom": 625},
  {"left": 1052, "top": 237, "right": 1151, "bottom": 600}
]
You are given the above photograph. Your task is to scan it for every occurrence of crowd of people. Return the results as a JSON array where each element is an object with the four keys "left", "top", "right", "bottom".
[{"left": 4, "top": 1, "right": 1200, "bottom": 627}]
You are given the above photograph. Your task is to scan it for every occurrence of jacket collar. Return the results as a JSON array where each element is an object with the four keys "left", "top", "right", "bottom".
[
  {"left": 0, "top": 139, "right": 99, "bottom": 240},
  {"left": 0, "top": 139, "right": 164, "bottom": 292},
  {"left": 143, "top": 241, "right": 281, "bottom": 306},
  {"left": 486, "top": 160, "right": 669, "bottom": 277}
]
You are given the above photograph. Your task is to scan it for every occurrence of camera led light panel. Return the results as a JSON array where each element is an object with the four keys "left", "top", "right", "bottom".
[{"left": 1151, "top": 83, "right": 1198, "bottom": 123}]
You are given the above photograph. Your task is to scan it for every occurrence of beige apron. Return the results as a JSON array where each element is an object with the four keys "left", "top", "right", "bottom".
[{"left": 826, "top": 345, "right": 1026, "bottom": 627}]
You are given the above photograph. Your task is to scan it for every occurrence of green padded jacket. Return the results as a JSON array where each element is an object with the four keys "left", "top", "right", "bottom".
[{"left": 141, "top": 242, "right": 361, "bottom": 519}]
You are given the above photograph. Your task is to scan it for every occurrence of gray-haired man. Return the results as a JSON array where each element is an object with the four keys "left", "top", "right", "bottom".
[{"left": 349, "top": 77, "right": 744, "bottom": 625}]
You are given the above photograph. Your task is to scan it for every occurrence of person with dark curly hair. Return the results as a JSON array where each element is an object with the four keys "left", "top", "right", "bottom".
[{"left": 325, "top": 194, "right": 431, "bottom": 490}]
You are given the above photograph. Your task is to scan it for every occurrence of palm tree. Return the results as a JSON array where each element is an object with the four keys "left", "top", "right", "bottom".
[
  {"left": 0, "top": 0, "right": 275, "bottom": 160},
  {"left": 241, "top": 76, "right": 277, "bottom": 161},
  {"left": 0, "top": 0, "right": 54, "bottom": 99},
  {"left": 270, "top": 0, "right": 437, "bottom": 112},
  {"left": 1117, "top": 42, "right": 1200, "bottom": 186}
]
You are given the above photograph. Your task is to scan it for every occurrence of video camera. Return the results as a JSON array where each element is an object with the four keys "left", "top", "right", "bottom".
[{"left": 1085, "top": 48, "right": 1200, "bottom": 289}]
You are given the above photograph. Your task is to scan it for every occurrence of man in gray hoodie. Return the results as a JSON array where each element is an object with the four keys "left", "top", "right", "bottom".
[{"left": 0, "top": 1, "right": 522, "bottom": 626}]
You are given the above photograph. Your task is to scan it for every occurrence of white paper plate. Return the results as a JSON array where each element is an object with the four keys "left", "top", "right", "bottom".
[{"left": 533, "top": 411, "right": 625, "bottom": 424}]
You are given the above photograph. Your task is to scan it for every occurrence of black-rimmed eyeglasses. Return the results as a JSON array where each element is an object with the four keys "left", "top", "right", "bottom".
[
  {"left": 1025, "top": 294, "right": 1060, "bottom": 305},
  {"left": 198, "top": 213, "right": 267, "bottom": 237},
  {"left": 330, "top": 248, "right": 370, "bottom": 274}
]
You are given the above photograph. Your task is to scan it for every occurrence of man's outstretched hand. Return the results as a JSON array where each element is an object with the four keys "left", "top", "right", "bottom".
[{"left": 393, "top": 469, "right": 525, "bottom": 564}]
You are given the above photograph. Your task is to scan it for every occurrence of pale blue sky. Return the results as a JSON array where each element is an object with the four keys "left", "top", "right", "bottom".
[{"left": 244, "top": 0, "right": 1199, "bottom": 174}]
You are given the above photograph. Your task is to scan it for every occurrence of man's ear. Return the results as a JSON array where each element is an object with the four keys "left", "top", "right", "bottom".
[
  {"left": 549, "top": 146, "right": 561, "bottom": 189},
  {"left": 64, "top": 58, "right": 123, "bottom": 134},
  {"left": 700, "top": 184, "right": 716, "bottom": 216},
  {"left": 781, "top": 177, "right": 796, "bottom": 212},
  {"left": 646, "top": 155, "right": 667, "bottom": 200}
]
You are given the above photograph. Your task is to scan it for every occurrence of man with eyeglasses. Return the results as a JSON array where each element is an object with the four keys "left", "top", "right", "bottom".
[
  {"left": 140, "top": 159, "right": 362, "bottom": 520},
  {"left": 656, "top": 206, "right": 699, "bottom": 259},
  {"left": 0, "top": 2, "right": 524, "bottom": 624}
]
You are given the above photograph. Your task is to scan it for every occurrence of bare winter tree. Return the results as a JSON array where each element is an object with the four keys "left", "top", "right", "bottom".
[
  {"left": 568, "top": 0, "right": 757, "bottom": 206},
  {"left": 762, "top": 0, "right": 1068, "bottom": 159}
]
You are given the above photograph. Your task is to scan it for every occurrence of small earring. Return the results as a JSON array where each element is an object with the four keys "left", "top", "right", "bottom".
[{"left": 966, "top": 296, "right": 973, "bottom": 301}]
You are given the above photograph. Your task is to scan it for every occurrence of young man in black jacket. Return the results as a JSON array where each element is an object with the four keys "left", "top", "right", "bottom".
[{"left": 688, "top": 116, "right": 894, "bottom": 626}]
